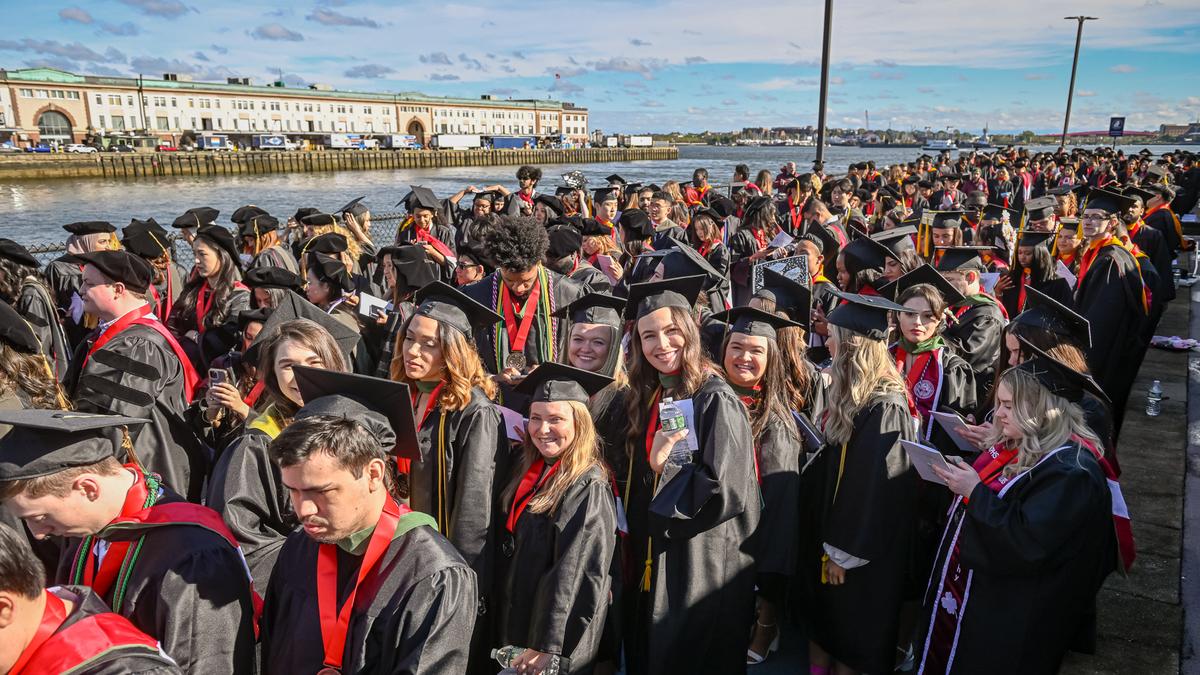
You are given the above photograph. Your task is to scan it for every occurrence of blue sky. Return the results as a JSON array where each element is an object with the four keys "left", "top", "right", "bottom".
[{"left": 2, "top": 0, "right": 1199, "bottom": 134}]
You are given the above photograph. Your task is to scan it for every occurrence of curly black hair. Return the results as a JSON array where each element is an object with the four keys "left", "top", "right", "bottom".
[
  {"left": 483, "top": 216, "right": 548, "bottom": 272},
  {"left": 516, "top": 165, "right": 542, "bottom": 183}
]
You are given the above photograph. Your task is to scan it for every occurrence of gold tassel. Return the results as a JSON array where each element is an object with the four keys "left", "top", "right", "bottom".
[
  {"left": 820, "top": 553, "right": 830, "bottom": 584},
  {"left": 641, "top": 547, "right": 653, "bottom": 592},
  {"left": 120, "top": 427, "right": 144, "bottom": 471}
]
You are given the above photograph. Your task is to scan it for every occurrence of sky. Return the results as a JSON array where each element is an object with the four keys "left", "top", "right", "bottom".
[{"left": 1, "top": 0, "right": 1199, "bottom": 135}]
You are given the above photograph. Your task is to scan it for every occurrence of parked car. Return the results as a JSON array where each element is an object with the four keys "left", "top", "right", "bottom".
[
  {"left": 0, "top": 144, "right": 21, "bottom": 152},
  {"left": 66, "top": 144, "right": 98, "bottom": 154},
  {"left": 156, "top": 144, "right": 179, "bottom": 152},
  {"left": 23, "top": 145, "right": 52, "bottom": 153},
  {"left": 109, "top": 144, "right": 135, "bottom": 153}
]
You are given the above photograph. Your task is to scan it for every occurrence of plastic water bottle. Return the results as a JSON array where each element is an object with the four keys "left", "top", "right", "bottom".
[
  {"left": 658, "top": 397, "right": 693, "bottom": 458},
  {"left": 1146, "top": 380, "right": 1163, "bottom": 417},
  {"left": 492, "top": 645, "right": 525, "bottom": 668}
]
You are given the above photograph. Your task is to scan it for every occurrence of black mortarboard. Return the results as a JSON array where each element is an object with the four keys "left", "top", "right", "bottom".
[
  {"left": 292, "top": 366, "right": 419, "bottom": 459},
  {"left": 594, "top": 187, "right": 618, "bottom": 204},
  {"left": 0, "top": 410, "right": 150, "bottom": 481},
  {"left": 1123, "top": 186, "right": 1155, "bottom": 204},
  {"left": 553, "top": 293, "right": 625, "bottom": 328},
  {"left": 0, "top": 238, "right": 40, "bottom": 268},
  {"left": 660, "top": 243, "right": 724, "bottom": 290},
  {"left": 194, "top": 225, "right": 242, "bottom": 270},
  {"left": 871, "top": 226, "right": 917, "bottom": 256},
  {"left": 1143, "top": 183, "right": 1175, "bottom": 201},
  {"left": 63, "top": 221, "right": 116, "bottom": 235},
  {"left": 1012, "top": 336, "right": 1109, "bottom": 405},
  {"left": 1018, "top": 230, "right": 1054, "bottom": 249},
  {"left": 408, "top": 186, "right": 441, "bottom": 212},
  {"left": 546, "top": 225, "right": 583, "bottom": 260},
  {"left": 935, "top": 247, "right": 988, "bottom": 273},
  {"left": 1082, "top": 189, "right": 1135, "bottom": 215},
  {"left": 1014, "top": 285, "right": 1091, "bottom": 348},
  {"left": 378, "top": 244, "right": 438, "bottom": 294},
  {"left": 535, "top": 194, "right": 564, "bottom": 217},
  {"left": 930, "top": 211, "right": 965, "bottom": 229},
  {"left": 624, "top": 275, "right": 706, "bottom": 321},
  {"left": 248, "top": 292, "right": 360, "bottom": 362},
  {"left": 307, "top": 251, "right": 354, "bottom": 293},
  {"left": 76, "top": 251, "right": 153, "bottom": 293},
  {"left": 554, "top": 186, "right": 574, "bottom": 197},
  {"left": 1046, "top": 186, "right": 1072, "bottom": 197},
  {"left": 473, "top": 190, "right": 496, "bottom": 203},
  {"left": 0, "top": 300, "right": 39, "bottom": 353},
  {"left": 606, "top": 174, "right": 627, "bottom": 185},
  {"left": 121, "top": 219, "right": 171, "bottom": 260},
  {"left": 1024, "top": 196, "right": 1058, "bottom": 220},
  {"left": 826, "top": 289, "right": 915, "bottom": 340},
  {"left": 237, "top": 307, "right": 272, "bottom": 329},
  {"left": 395, "top": 190, "right": 416, "bottom": 210},
  {"left": 878, "top": 263, "right": 965, "bottom": 305},
  {"left": 1057, "top": 217, "right": 1081, "bottom": 232},
  {"left": 230, "top": 205, "right": 268, "bottom": 225},
  {"left": 239, "top": 214, "right": 280, "bottom": 238},
  {"left": 304, "top": 233, "right": 349, "bottom": 256},
  {"left": 841, "top": 236, "right": 892, "bottom": 275},
  {"left": 171, "top": 207, "right": 218, "bottom": 229},
  {"left": 620, "top": 209, "right": 654, "bottom": 239},
  {"left": 757, "top": 268, "right": 811, "bottom": 327},
  {"left": 711, "top": 305, "right": 803, "bottom": 341},
  {"left": 336, "top": 196, "right": 368, "bottom": 217},
  {"left": 300, "top": 212, "right": 337, "bottom": 228},
  {"left": 514, "top": 361, "right": 614, "bottom": 404},
  {"left": 293, "top": 207, "right": 321, "bottom": 222},
  {"left": 578, "top": 218, "right": 615, "bottom": 237},
  {"left": 982, "top": 204, "right": 1019, "bottom": 222},
  {"left": 244, "top": 266, "right": 304, "bottom": 291},
  {"left": 412, "top": 281, "right": 502, "bottom": 338}
]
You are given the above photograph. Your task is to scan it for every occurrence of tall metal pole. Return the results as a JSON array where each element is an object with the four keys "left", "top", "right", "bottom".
[
  {"left": 1060, "top": 16, "right": 1097, "bottom": 148},
  {"left": 814, "top": 0, "right": 833, "bottom": 163}
]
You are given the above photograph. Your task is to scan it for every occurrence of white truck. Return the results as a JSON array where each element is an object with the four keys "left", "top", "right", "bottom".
[
  {"left": 433, "top": 134, "right": 482, "bottom": 150},
  {"left": 626, "top": 135, "right": 653, "bottom": 147}
]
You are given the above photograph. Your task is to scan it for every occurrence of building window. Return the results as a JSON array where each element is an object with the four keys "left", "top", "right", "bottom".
[
  {"left": 112, "top": 116, "right": 126, "bottom": 130},
  {"left": 171, "top": 97, "right": 177, "bottom": 107},
  {"left": 128, "top": 116, "right": 137, "bottom": 129},
  {"left": 173, "top": 117, "right": 180, "bottom": 129},
  {"left": 156, "top": 116, "right": 169, "bottom": 130},
  {"left": 98, "top": 115, "right": 105, "bottom": 128}
]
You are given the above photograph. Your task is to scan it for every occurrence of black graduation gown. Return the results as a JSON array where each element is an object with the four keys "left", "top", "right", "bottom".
[
  {"left": 621, "top": 375, "right": 761, "bottom": 675},
  {"left": 408, "top": 386, "right": 510, "bottom": 670},
  {"left": 1132, "top": 223, "right": 1175, "bottom": 304},
  {"left": 396, "top": 223, "right": 458, "bottom": 282},
  {"left": 44, "top": 254, "right": 90, "bottom": 348},
  {"left": 14, "top": 279, "right": 70, "bottom": 380},
  {"left": 916, "top": 444, "right": 1115, "bottom": 675},
  {"left": 500, "top": 464, "right": 618, "bottom": 674},
  {"left": 207, "top": 406, "right": 294, "bottom": 589},
  {"left": 260, "top": 516, "right": 479, "bottom": 674},
  {"left": 251, "top": 244, "right": 299, "bottom": 273},
  {"left": 1074, "top": 244, "right": 1146, "bottom": 428},
  {"left": 22, "top": 587, "right": 182, "bottom": 675},
  {"left": 727, "top": 228, "right": 764, "bottom": 306},
  {"left": 808, "top": 280, "right": 839, "bottom": 364},
  {"left": 570, "top": 260, "right": 612, "bottom": 292},
  {"left": 998, "top": 276, "right": 1074, "bottom": 319},
  {"left": 753, "top": 413, "right": 804, "bottom": 581},
  {"left": 943, "top": 299, "right": 1005, "bottom": 412},
  {"left": 1144, "top": 206, "right": 1183, "bottom": 253},
  {"left": 66, "top": 321, "right": 208, "bottom": 502},
  {"left": 810, "top": 393, "right": 918, "bottom": 674},
  {"left": 54, "top": 486, "right": 257, "bottom": 673}
]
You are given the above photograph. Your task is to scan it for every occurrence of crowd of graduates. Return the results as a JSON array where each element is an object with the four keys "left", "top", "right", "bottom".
[{"left": 0, "top": 143, "right": 1197, "bottom": 674}]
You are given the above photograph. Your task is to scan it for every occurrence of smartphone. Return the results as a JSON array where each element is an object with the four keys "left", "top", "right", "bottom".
[{"left": 208, "top": 368, "right": 230, "bottom": 387}]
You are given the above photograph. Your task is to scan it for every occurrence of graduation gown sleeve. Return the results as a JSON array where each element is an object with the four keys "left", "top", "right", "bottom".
[
  {"left": 448, "top": 400, "right": 507, "bottom": 575},
  {"left": 16, "top": 280, "right": 70, "bottom": 380},
  {"left": 754, "top": 414, "right": 803, "bottom": 575}
]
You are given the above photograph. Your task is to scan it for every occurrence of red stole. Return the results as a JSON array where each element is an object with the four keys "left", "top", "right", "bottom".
[
  {"left": 404, "top": 382, "right": 445, "bottom": 476},
  {"left": 1077, "top": 236, "right": 1117, "bottom": 287},
  {"left": 8, "top": 591, "right": 160, "bottom": 675},
  {"left": 84, "top": 304, "right": 200, "bottom": 403},
  {"left": 415, "top": 227, "right": 455, "bottom": 260},
  {"left": 501, "top": 277, "right": 542, "bottom": 353},
  {"left": 893, "top": 344, "right": 944, "bottom": 439},
  {"left": 506, "top": 458, "right": 560, "bottom": 533},
  {"left": 1017, "top": 268, "right": 1031, "bottom": 312}
]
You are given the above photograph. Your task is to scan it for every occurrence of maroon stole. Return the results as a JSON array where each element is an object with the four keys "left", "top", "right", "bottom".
[{"left": 892, "top": 343, "right": 944, "bottom": 440}]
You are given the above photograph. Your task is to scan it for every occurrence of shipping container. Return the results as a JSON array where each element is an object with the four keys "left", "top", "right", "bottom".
[{"left": 491, "top": 136, "right": 536, "bottom": 149}]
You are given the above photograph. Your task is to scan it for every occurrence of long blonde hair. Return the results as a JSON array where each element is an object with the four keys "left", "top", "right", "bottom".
[
  {"left": 988, "top": 367, "right": 1100, "bottom": 477},
  {"left": 502, "top": 400, "right": 609, "bottom": 515},
  {"left": 823, "top": 324, "right": 907, "bottom": 444},
  {"left": 390, "top": 316, "right": 497, "bottom": 411}
]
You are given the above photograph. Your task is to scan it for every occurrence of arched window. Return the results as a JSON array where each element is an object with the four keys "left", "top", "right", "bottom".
[{"left": 37, "top": 110, "right": 72, "bottom": 139}]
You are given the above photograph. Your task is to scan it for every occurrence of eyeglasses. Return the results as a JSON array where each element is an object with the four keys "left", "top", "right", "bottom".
[{"left": 1080, "top": 214, "right": 1110, "bottom": 222}]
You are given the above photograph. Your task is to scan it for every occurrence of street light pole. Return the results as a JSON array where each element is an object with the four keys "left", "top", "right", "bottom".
[
  {"left": 814, "top": 0, "right": 833, "bottom": 164},
  {"left": 1060, "top": 15, "right": 1097, "bottom": 148}
]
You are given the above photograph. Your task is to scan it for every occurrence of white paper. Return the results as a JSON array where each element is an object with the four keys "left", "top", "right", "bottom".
[
  {"left": 357, "top": 292, "right": 393, "bottom": 319},
  {"left": 497, "top": 406, "right": 527, "bottom": 442},
  {"left": 930, "top": 410, "right": 981, "bottom": 455},
  {"left": 901, "top": 440, "right": 952, "bottom": 486},
  {"left": 768, "top": 230, "right": 795, "bottom": 249},
  {"left": 979, "top": 273, "right": 1000, "bottom": 294},
  {"left": 1055, "top": 259, "right": 1077, "bottom": 288}
]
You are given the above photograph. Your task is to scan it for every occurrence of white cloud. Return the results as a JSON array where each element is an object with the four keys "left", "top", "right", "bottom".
[
  {"left": 1076, "top": 89, "right": 1097, "bottom": 97},
  {"left": 250, "top": 23, "right": 303, "bottom": 42},
  {"left": 1110, "top": 64, "right": 1138, "bottom": 73},
  {"left": 58, "top": 7, "right": 93, "bottom": 24}
]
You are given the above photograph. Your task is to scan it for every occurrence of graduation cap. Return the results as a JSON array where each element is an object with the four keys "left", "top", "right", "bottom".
[
  {"left": 230, "top": 205, "right": 268, "bottom": 225},
  {"left": 578, "top": 218, "right": 614, "bottom": 237},
  {"left": 378, "top": 244, "right": 437, "bottom": 294},
  {"left": 1046, "top": 186, "right": 1073, "bottom": 197},
  {"left": 0, "top": 238, "right": 40, "bottom": 268},
  {"left": 1143, "top": 183, "right": 1175, "bottom": 201},
  {"left": 982, "top": 204, "right": 1019, "bottom": 222},
  {"left": 593, "top": 187, "right": 619, "bottom": 204},
  {"left": 553, "top": 293, "right": 625, "bottom": 328},
  {"left": 871, "top": 226, "right": 917, "bottom": 256},
  {"left": 660, "top": 243, "right": 724, "bottom": 291},
  {"left": 336, "top": 196, "right": 368, "bottom": 217},
  {"left": 75, "top": 251, "right": 153, "bottom": 293},
  {"left": 1082, "top": 189, "right": 1136, "bottom": 214},
  {"left": 546, "top": 225, "right": 582, "bottom": 259},
  {"left": 935, "top": 246, "right": 988, "bottom": 273},
  {"left": 249, "top": 292, "right": 361, "bottom": 368},
  {"left": 307, "top": 251, "right": 354, "bottom": 293},
  {"left": 756, "top": 268, "right": 811, "bottom": 327},
  {"left": 554, "top": 186, "right": 574, "bottom": 197},
  {"left": 535, "top": 194, "right": 564, "bottom": 217},
  {"left": 826, "top": 289, "right": 915, "bottom": 340},
  {"left": 624, "top": 275, "right": 706, "bottom": 321},
  {"left": 171, "top": 207, "right": 218, "bottom": 229},
  {"left": 1011, "top": 336, "right": 1109, "bottom": 405},
  {"left": 194, "top": 225, "right": 242, "bottom": 270},
  {"left": 620, "top": 209, "right": 654, "bottom": 239},
  {"left": 63, "top": 221, "right": 116, "bottom": 235},
  {"left": 606, "top": 174, "right": 627, "bottom": 186},
  {"left": 244, "top": 266, "right": 304, "bottom": 291},
  {"left": 237, "top": 307, "right": 272, "bottom": 329},
  {"left": 473, "top": 190, "right": 497, "bottom": 203},
  {"left": 121, "top": 219, "right": 171, "bottom": 260},
  {"left": 645, "top": 183, "right": 662, "bottom": 193},
  {"left": 300, "top": 212, "right": 337, "bottom": 228},
  {"left": 1123, "top": 186, "right": 1155, "bottom": 204},
  {"left": 412, "top": 281, "right": 502, "bottom": 339},
  {"left": 1013, "top": 285, "right": 1091, "bottom": 348},
  {"left": 0, "top": 300, "right": 39, "bottom": 354},
  {"left": 239, "top": 214, "right": 280, "bottom": 239},
  {"left": 408, "top": 186, "right": 441, "bottom": 212},
  {"left": 929, "top": 211, "right": 965, "bottom": 229},
  {"left": 514, "top": 361, "right": 614, "bottom": 404},
  {"left": 1058, "top": 217, "right": 1081, "bottom": 232},
  {"left": 1018, "top": 230, "right": 1055, "bottom": 249},
  {"left": 743, "top": 196, "right": 773, "bottom": 221},
  {"left": 710, "top": 305, "right": 804, "bottom": 341},
  {"left": 878, "top": 263, "right": 964, "bottom": 305},
  {"left": 293, "top": 206, "right": 321, "bottom": 222},
  {"left": 841, "top": 236, "right": 893, "bottom": 275},
  {"left": 1024, "top": 196, "right": 1058, "bottom": 221},
  {"left": 292, "top": 366, "right": 419, "bottom": 459},
  {"left": 0, "top": 410, "right": 150, "bottom": 481}
]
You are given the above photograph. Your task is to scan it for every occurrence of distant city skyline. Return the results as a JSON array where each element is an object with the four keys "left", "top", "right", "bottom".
[{"left": 3, "top": 0, "right": 1199, "bottom": 135}]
